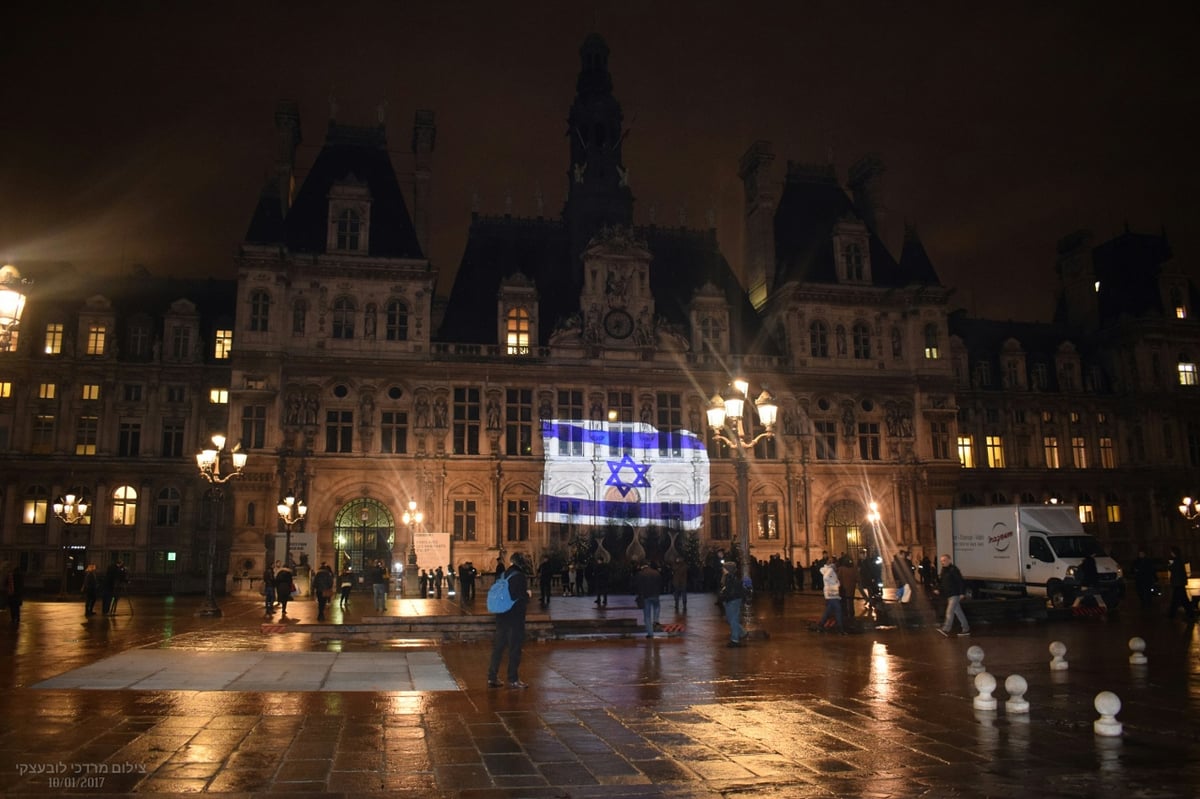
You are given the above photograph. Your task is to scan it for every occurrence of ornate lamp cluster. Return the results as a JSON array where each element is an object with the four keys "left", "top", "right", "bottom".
[
  {"left": 1180, "top": 496, "right": 1200, "bottom": 527},
  {"left": 0, "top": 264, "right": 30, "bottom": 350},
  {"left": 53, "top": 493, "right": 90, "bottom": 525},
  {"left": 194, "top": 434, "right": 247, "bottom": 618},
  {"left": 706, "top": 378, "right": 778, "bottom": 449}
]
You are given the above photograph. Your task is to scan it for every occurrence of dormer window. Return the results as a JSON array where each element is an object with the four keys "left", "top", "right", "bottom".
[
  {"left": 327, "top": 178, "right": 372, "bottom": 254},
  {"left": 335, "top": 208, "right": 362, "bottom": 251},
  {"left": 86, "top": 324, "right": 107, "bottom": 356},
  {"left": 506, "top": 307, "right": 531, "bottom": 355},
  {"left": 844, "top": 243, "right": 865, "bottom": 281}
]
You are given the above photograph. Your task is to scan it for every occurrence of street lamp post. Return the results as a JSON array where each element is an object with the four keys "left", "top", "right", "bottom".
[
  {"left": 195, "top": 434, "right": 247, "bottom": 618},
  {"left": 402, "top": 500, "right": 423, "bottom": 597},
  {"left": 0, "top": 264, "right": 30, "bottom": 351},
  {"left": 53, "top": 493, "right": 89, "bottom": 595},
  {"left": 1180, "top": 496, "right": 1200, "bottom": 527},
  {"left": 707, "top": 378, "right": 777, "bottom": 636},
  {"left": 276, "top": 492, "right": 308, "bottom": 569}
]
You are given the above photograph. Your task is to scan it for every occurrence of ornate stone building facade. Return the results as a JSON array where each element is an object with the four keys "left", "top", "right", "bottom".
[{"left": 1, "top": 35, "right": 1196, "bottom": 592}]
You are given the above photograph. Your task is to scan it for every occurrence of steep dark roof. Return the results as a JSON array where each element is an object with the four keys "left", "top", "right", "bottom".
[
  {"left": 1091, "top": 230, "right": 1171, "bottom": 323},
  {"left": 437, "top": 217, "right": 771, "bottom": 353},
  {"left": 245, "top": 123, "right": 424, "bottom": 260},
  {"left": 771, "top": 164, "right": 940, "bottom": 289}
]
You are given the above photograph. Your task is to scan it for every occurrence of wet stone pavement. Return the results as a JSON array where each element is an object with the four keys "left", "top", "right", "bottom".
[{"left": 0, "top": 589, "right": 1198, "bottom": 798}]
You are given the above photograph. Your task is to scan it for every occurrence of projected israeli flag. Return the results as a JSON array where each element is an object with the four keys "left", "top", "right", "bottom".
[{"left": 537, "top": 420, "right": 710, "bottom": 529}]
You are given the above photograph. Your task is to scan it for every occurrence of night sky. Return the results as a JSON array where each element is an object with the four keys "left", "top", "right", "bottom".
[{"left": 1, "top": 1, "right": 1194, "bottom": 322}]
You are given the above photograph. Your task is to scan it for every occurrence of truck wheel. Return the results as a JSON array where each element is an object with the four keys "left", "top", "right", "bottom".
[{"left": 1047, "top": 580, "right": 1067, "bottom": 608}]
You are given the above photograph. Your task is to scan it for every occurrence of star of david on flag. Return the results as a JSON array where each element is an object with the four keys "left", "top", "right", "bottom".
[{"left": 537, "top": 419, "right": 710, "bottom": 529}]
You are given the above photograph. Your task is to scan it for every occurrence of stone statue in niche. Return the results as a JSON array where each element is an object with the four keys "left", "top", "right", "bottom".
[
  {"left": 415, "top": 395, "right": 431, "bottom": 428},
  {"left": 285, "top": 392, "right": 302, "bottom": 425},
  {"left": 486, "top": 398, "right": 501, "bottom": 430},
  {"left": 433, "top": 396, "right": 448, "bottom": 428}
]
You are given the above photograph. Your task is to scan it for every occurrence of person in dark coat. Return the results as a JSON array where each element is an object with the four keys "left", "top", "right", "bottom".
[
  {"left": 4, "top": 564, "right": 24, "bottom": 624},
  {"left": 82, "top": 563, "right": 100, "bottom": 617},
  {"left": 487, "top": 552, "right": 531, "bottom": 689},
  {"left": 274, "top": 563, "right": 295, "bottom": 616},
  {"left": 263, "top": 561, "right": 277, "bottom": 614},
  {"left": 312, "top": 563, "right": 335, "bottom": 621},
  {"left": 592, "top": 557, "right": 609, "bottom": 607},
  {"left": 1131, "top": 549, "right": 1157, "bottom": 608},
  {"left": 1166, "top": 546, "right": 1195, "bottom": 622}
]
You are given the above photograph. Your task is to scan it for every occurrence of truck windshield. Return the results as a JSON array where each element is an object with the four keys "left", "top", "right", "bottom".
[{"left": 1046, "top": 536, "right": 1102, "bottom": 558}]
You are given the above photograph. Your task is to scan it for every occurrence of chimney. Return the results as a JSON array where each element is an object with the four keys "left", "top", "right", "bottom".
[
  {"left": 411, "top": 110, "right": 437, "bottom": 259},
  {"left": 848, "top": 155, "right": 886, "bottom": 234},
  {"left": 274, "top": 100, "right": 302, "bottom": 218},
  {"left": 738, "top": 141, "right": 776, "bottom": 310}
]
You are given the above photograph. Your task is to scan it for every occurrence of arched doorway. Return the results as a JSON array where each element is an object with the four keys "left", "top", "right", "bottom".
[
  {"left": 823, "top": 499, "right": 868, "bottom": 560},
  {"left": 333, "top": 498, "right": 395, "bottom": 576}
]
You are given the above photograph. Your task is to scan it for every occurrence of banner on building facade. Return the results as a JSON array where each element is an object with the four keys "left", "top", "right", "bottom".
[
  {"left": 412, "top": 530, "right": 451, "bottom": 575},
  {"left": 274, "top": 531, "right": 315, "bottom": 569},
  {"left": 537, "top": 419, "right": 710, "bottom": 529}
]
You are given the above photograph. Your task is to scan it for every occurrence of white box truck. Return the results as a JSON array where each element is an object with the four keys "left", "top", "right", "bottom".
[{"left": 934, "top": 505, "right": 1123, "bottom": 607}]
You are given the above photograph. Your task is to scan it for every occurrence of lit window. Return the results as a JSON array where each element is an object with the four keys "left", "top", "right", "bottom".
[
  {"left": 209, "top": 389, "right": 229, "bottom": 404},
  {"left": 23, "top": 486, "right": 49, "bottom": 524},
  {"left": 506, "top": 307, "right": 531, "bottom": 355},
  {"left": 39, "top": 383, "right": 56, "bottom": 400},
  {"left": 111, "top": 485, "right": 138, "bottom": 526},
  {"left": 923, "top": 324, "right": 940, "bottom": 359},
  {"left": 0, "top": 382, "right": 10, "bottom": 398},
  {"left": 86, "top": 324, "right": 107, "bottom": 356},
  {"left": 81, "top": 384, "right": 100, "bottom": 401},
  {"left": 1178, "top": 361, "right": 1197, "bottom": 386},
  {"left": 1043, "top": 436, "right": 1060, "bottom": 468},
  {"left": 215, "top": 329, "right": 233, "bottom": 359},
  {"left": 44, "top": 323, "right": 63, "bottom": 355},
  {"left": 1071, "top": 436, "right": 1088, "bottom": 468},
  {"left": 1077, "top": 504, "right": 1094, "bottom": 524},
  {"left": 985, "top": 435, "right": 1005, "bottom": 468},
  {"left": 1106, "top": 503, "right": 1121, "bottom": 523},
  {"left": 1177, "top": 306, "right": 1188, "bottom": 320},
  {"left": 75, "top": 415, "right": 98, "bottom": 455},
  {"left": 957, "top": 435, "right": 975, "bottom": 468},
  {"left": 1, "top": 329, "right": 17, "bottom": 352},
  {"left": 1099, "top": 437, "right": 1115, "bottom": 468}
]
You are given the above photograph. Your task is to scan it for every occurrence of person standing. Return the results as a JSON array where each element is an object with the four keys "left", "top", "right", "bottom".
[
  {"left": 671, "top": 556, "right": 689, "bottom": 613},
  {"left": 274, "top": 562, "right": 295, "bottom": 616},
  {"left": 313, "top": 562, "right": 334, "bottom": 621},
  {"left": 487, "top": 552, "right": 531, "bottom": 689},
  {"left": 263, "top": 561, "right": 277, "bottom": 614},
  {"left": 567, "top": 561, "right": 577, "bottom": 596},
  {"left": 368, "top": 560, "right": 388, "bottom": 612},
  {"left": 338, "top": 565, "right": 354, "bottom": 609},
  {"left": 937, "top": 554, "right": 971, "bottom": 637},
  {"left": 812, "top": 558, "right": 844, "bottom": 633},
  {"left": 82, "top": 563, "right": 100, "bottom": 617},
  {"left": 459, "top": 562, "right": 477, "bottom": 602},
  {"left": 637, "top": 562, "right": 662, "bottom": 638},
  {"left": 1071, "top": 552, "right": 1107, "bottom": 608},
  {"left": 1131, "top": 549, "right": 1157, "bottom": 609},
  {"left": 1166, "top": 546, "right": 1195, "bottom": 622},
  {"left": 592, "top": 556, "right": 610, "bottom": 607},
  {"left": 836, "top": 555, "right": 858, "bottom": 626},
  {"left": 102, "top": 560, "right": 126, "bottom": 616},
  {"left": 434, "top": 566, "right": 444, "bottom": 599},
  {"left": 537, "top": 555, "right": 555, "bottom": 606},
  {"left": 718, "top": 560, "right": 745, "bottom": 647}
]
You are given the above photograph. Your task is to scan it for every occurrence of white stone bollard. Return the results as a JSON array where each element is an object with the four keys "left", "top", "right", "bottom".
[
  {"left": 973, "top": 671, "right": 997, "bottom": 711},
  {"left": 966, "top": 645, "right": 986, "bottom": 675},
  {"left": 1128, "top": 637, "right": 1148, "bottom": 665},
  {"left": 1049, "top": 640, "right": 1068, "bottom": 671},
  {"left": 1004, "top": 674, "right": 1029, "bottom": 714},
  {"left": 1094, "top": 691, "right": 1123, "bottom": 736}
]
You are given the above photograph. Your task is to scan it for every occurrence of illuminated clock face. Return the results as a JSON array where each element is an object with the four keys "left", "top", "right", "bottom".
[{"left": 604, "top": 309, "right": 634, "bottom": 339}]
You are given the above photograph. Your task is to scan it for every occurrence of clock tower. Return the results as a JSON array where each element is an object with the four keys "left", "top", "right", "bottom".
[{"left": 579, "top": 227, "right": 655, "bottom": 348}]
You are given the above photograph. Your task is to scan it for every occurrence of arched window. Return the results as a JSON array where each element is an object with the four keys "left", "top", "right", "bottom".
[
  {"left": 385, "top": 300, "right": 409, "bottom": 341},
  {"left": 111, "top": 485, "right": 138, "bottom": 526},
  {"left": 823, "top": 499, "right": 868, "bottom": 558},
  {"left": 155, "top": 487, "right": 181, "bottom": 527},
  {"left": 23, "top": 485, "right": 49, "bottom": 525},
  {"left": 249, "top": 290, "right": 270, "bottom": 332},
  {"left": 852, "top": 322, "right": 872, "bottom": 359},
  {"left": 506, "top": 307, "right": 531, "bottom": 355},
  {"left": 332, "top": 297, "right": 356, "bottom": 340},
  {"left": 923, "top": 324, "right": 940, "bottom": 360},
  {"left": 809, "top": 321, "right": 829, "bottom": 358}
]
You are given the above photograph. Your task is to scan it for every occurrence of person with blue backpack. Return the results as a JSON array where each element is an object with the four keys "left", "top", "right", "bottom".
[{"left": 487, "top": 552, "right": 531, "bottom": 689}]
